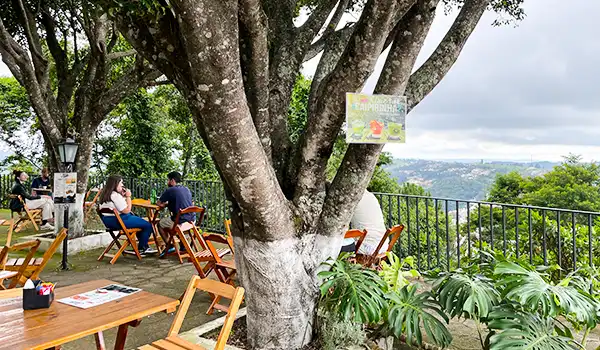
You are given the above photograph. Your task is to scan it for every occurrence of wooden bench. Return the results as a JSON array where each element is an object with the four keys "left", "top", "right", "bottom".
[{"left": 138, "top": 276, "right": 244, "bottom": 350}]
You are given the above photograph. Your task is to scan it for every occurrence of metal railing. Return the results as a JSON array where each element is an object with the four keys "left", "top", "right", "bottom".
[
  {"left": 3, "top": 173, "right": 599, "bottom": 272},
  {"left": 88, "top": 175, "right": 228, "bottom": 233},
  {"left": 374, "top": 192, "right": 600, "bottom": 273},
  {"left": 1, "top": 174, "right": 228, "bottom": 233}
]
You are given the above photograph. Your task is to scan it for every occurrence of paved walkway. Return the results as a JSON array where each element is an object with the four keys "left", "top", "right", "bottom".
[{"left": 40, "top": 248, "right": 219, "bottom": 350}]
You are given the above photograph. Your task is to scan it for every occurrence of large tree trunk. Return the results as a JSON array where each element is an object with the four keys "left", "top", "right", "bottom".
[{"left": 233, "top": 218, "right": 344, "bottom": 348}]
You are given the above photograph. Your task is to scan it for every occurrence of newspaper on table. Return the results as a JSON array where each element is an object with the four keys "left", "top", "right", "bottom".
[{"left": 58, "top": 284, "right": 141, "bottom": 309}]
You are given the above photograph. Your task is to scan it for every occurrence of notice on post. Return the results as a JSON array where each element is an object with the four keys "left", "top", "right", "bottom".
[
  {"left": 346, "top": 93, "right": 407, "bottom": 144},
  {"left": 53, "top": 172, "right": 77, "bottom": 204}
]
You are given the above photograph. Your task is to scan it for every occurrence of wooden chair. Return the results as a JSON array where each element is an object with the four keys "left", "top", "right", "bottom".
[
  {"left": 174, "top": 209, "right": 230, "bottom": 272},
  {"left": 165, "top": 207, "right": 220, "bottom": 265},
  {"left": 343, "top": 229, "right": 367, "bottom": 254},
  {"left": 9, "top": 194, "right": 42, "bottom": 232},
  {"left": 97, "top": 208, "right": 144, "bottom": 264},
  {"left": 202, "top": 233, "right": 237, "bottom": 314},
  {"left": 83, "top": 187, "right": 102, "bottom": 222},
  {"left": 357, "top": 224, "right": 405, "bottom": 268},
  {"left": 0, "top": 239, "right": 40, "bottom": 289},
  {"left": 3, "top": 229, "right": 67, "bottom": 285},
  {"left": 223, "top": 219, "right": 235, "bottom": 254},
  {"left": 0, "top": 218, "right": 14, "bottom": 249},
  {"left": 138, "top": 276, "right": 245, "bottom": 350}
]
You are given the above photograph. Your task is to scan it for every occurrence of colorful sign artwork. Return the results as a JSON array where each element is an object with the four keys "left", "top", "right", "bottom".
[{"left": 346, "top": 93, "right": 407, "bottom": 144}]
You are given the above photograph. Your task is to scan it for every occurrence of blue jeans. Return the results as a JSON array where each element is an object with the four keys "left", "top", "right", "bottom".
[{"left": 101, "top": 213, "right": 153, "bottom": 250}]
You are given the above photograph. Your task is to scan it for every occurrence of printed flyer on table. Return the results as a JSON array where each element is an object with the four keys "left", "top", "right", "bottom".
[{"left": 58, "top": 284, "right": 141, "bottom": 309}]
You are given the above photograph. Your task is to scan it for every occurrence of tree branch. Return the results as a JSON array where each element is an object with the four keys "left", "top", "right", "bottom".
[
  {"left": 107, "top": 49, "right": 136, "bottom": 61},
  {"left": 406, "top": 0, "right": 488, "bottom": 109},
  {"left": 239, "top": 0, "right": 271, "bottom": 161},
  {"left": 292, "top": 0, "right": 416, "bottom": 223},
  {"left": 297, "top": 0, "right": 339, "bottom": 44},
  {"left": 318, "top": 0, "right": 439, "bottom": 236}
]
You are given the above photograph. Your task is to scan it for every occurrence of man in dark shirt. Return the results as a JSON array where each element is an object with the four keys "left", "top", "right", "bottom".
[
  {"left": 156, "top": 171, "right": 195, "bottom": 253},
  {"left": 31, "top": 168, "right": 51, "bottom": 197}
]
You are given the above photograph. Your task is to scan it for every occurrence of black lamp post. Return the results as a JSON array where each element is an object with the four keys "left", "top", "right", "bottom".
[{"left": 57, "top": 138, "right": 79, "bottom": 270}]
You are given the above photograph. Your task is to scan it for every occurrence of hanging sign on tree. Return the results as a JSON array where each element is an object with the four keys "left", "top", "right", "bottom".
[{"left": 345, "top": 93, "right": 407, "bottom": 144}]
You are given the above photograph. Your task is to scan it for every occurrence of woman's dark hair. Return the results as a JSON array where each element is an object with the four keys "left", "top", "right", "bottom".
[
  {"left": 99, "top": 175, "right": 123, "bottom": 204},
  {"left": 13, "top": 170, "right": 23, "bottom": 181}
]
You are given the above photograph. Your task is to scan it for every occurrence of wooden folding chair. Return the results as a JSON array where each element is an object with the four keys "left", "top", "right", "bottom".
[
  {"left": 97, "top": 208, "right": 143, "bottom": 264},
  {"left": 343, "top": 229, "right": 367, "bottom": 254},
  {"left": 9, "top": 195, "right": 42, "bottom": 232},
  {"left": 202, "top": 233, "right": 237, "bottom": 314},
  {"left": 165, "top": 207, "right": 216, "bottom": 264},
  {"left": 0, "top": 218, "right": 14, "bottom": 249},
  {"left": 3, "top": 229, "right": 67, "bottom": 285},
  {"left": 83, "top": 187, "right": 102, "bottom": 222},
  {"left": 223, "top": 219, "right": 235, "bottom": 254},
  {"left": 357, "top": 224, "right": 404, "bottom": 268},
  {"left": 138, "top": 276, "right": 245, "bottom": 350},
  {"left": 0, "top": 239, "right": 40, "bottom": 289}
]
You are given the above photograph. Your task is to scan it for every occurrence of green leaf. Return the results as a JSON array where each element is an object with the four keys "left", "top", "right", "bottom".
[
  {"left": 488, "top": 309, "right": 583, "bottom": 350},
  {"left": 386, "top": 286, "right": 452, "bottom": 348}
]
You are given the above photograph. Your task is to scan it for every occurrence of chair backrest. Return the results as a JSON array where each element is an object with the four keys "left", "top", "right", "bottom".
[
  {"left": 8, "top": 194, "right": 24, "bottom": 213},
  {"left": 98, "top": 208, "right": 131, "bottom": 233},
  {"left": 223, "top": 220, "right": 235, "bottom": 254},
  {"left": 0, "top": 219, "right": 14, "bottom": 248},
  {"left": 371, "top": 224, "right": 405, "bottom": 258},
  {"left": 202, "top": 233, "right": 234, "bottom": 264},
  {"left": 344, "top": 229, "right": 367, "bottom": 253},
  {"left": 172, "top": 206, "right": 205, "bottom": 230},
  {"left": 30, "top": 229, "right": 67, "bottom": 280},
  {"left": 168, "top": 276, "right": 245, "bottom": 350},
  {"left": 0, "top": 239, "right": 41, "bottom": 288}
]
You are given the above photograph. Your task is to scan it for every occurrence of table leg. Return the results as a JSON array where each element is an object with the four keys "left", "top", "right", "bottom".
[
  {"left": 113, "top": 319, "right": 142, "bottom": 350},
  {"left": 95, "top": 331, "right": 106, "bottom": 350}
]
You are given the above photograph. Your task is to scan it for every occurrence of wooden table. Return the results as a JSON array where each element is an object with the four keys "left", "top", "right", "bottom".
[
  {"left": 0, "top": 279, "right": 179, "bottom": 350},
  {"left": 131, "top": 200, "right": 164, "bottom": 253}
]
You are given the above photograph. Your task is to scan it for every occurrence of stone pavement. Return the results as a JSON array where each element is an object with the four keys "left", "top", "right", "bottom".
[{"left": 40, "top": 248, "right": 220, "bottom": 350}]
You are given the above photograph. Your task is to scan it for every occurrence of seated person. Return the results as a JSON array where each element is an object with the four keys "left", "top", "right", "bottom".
[
  {"left": 342, "top": 189, "right": 387, "bottom": 255},
  {"left": 31, "top": 167, "right": 52, "bottom": 196},
  {"left": 157, "top": 171, "right": 195, "bottom": 254},
  {"left": 10, "top": 170, "right": 55, "bottom": 230},
  {"left": 98, "top": 175, "right": 157, "bottom": 255}
]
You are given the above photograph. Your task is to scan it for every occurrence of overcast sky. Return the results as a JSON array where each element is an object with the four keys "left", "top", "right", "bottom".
[{"left": 1, "top": 0, "right": 598, "bottom": 162}]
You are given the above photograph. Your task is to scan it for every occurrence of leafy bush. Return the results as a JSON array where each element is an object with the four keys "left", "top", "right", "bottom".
[{"left": 317, "top": 311, "right": 367, "bottom": 350}]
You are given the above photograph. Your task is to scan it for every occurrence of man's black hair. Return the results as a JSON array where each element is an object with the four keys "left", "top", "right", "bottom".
[{"left": 167, "top": 171, "right": 182, "bottom": 183}]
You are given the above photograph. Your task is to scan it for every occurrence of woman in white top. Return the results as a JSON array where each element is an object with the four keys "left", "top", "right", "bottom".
[{"left": 98, "top": 175, "right": 156, "bottom": 255}]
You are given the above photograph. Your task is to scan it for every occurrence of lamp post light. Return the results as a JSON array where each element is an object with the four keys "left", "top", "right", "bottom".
[{"left": 57, "top": 138, "right": 79, "bottom": 270}]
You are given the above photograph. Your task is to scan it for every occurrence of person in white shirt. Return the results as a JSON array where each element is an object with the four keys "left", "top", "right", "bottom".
[
  {"left": 347, "top": 190, "right": 387, "bottom": 255},
  {"left": 98, "top": 175, "right": 157, "bottom": 255}
]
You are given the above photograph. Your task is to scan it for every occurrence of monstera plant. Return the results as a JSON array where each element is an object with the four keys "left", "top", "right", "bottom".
[{"left": 430, "top": 257, "right": 598, "bottom": 350}]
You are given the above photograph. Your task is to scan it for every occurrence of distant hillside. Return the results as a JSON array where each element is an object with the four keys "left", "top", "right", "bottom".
[{"left": 385, "top": 159, "right": 558, "bottom": 200}]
